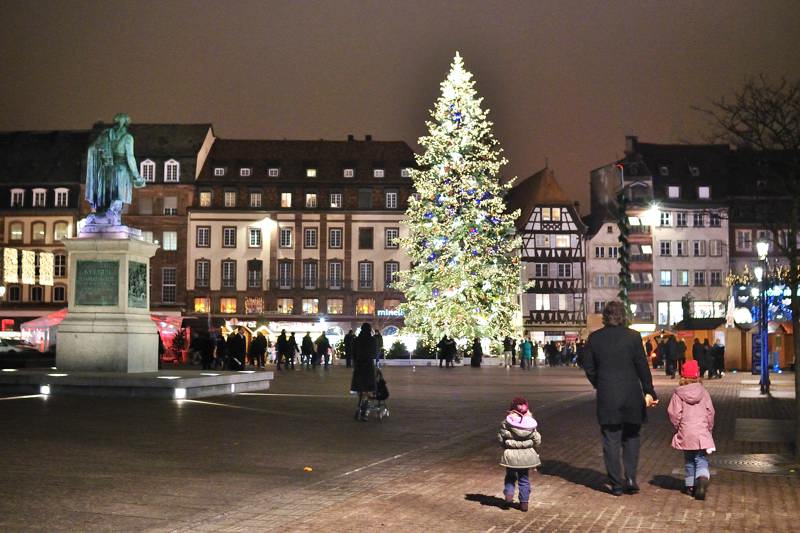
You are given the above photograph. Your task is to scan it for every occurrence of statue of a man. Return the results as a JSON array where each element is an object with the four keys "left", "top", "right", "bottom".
[{"left": 85, "top": 113, "right": 145, "bottom": 226}]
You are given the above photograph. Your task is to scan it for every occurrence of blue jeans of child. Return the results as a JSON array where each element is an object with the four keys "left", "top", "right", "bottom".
[
  {"left": 683, "top": 450, "right": 710, "bottom": 487},
  {"left": 504, "top": 468, "right": 531, "bottom": 502}
]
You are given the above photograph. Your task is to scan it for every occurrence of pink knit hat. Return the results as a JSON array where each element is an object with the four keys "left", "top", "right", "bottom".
[
  {"left": 682, "top": 359, "right": 700, "bottom": 379},
  {"left": 509, "top": 396, "right": 529, "bottom": 414}
]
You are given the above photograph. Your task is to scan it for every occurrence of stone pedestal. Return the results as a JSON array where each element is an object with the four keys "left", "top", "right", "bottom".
[{"left": 56, "top": 234, "right": 160, "bottom": 373}]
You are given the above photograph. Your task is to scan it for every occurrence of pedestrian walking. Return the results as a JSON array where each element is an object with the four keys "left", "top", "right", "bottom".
[
  {"left": 711, "top": 339, "right": 725, "bottom": 378},
  {"left": 195, "top": 330, "right": 214, "bottom": 370},
  {"left": 316, "top": 331, "right": 331, "bottom": 368},
  {"left": 301, "top": 332, "right": 314, "bottom": 368},
  {"left": 665, "top": 335, "right": 678, "bottom": 378},
  {"left": 344, "top": 329, "right": 355, "bottom": 368},
  {"left": 286, "top": 332, "right": 298, "bottom": 370},
  {"left": 667, "top": 359, "right": 716, "bottom": 500},
  {"left": 351, "top": 323, "right": 377, "bottom": 421},
  {"left": 275, "top": 330, "right": 289, "bottom": 371},
  {"left": 520, "top": 336, "right": 533, "bottom": 370},
  {"left": 498, "top": 397, "right": 541, "bottom": 512},
  {"left": 226, "top": 327, "right": 246, "bottom": 370},
  {"left": 438, "top": 335, "right": 448, "bottom": 368},
  {"left": 214, "top": 332, "right": 227, "bottom": 370},
  {"left": 677, "top": 339, "right": 687, "bottom": 376},
  {"left": 470, "top": 337, "right": 483, "bottom": 367},
  {"left": 250, "top": 331, "right": 268, "bottom": 369},
  {"left": 374, "top": 330, "right": 384, "bottom": 365},
  {"left": 502, "top": 336, "right": 515, "bottom": 368},
  {"left": 443, "top": 336, "right": 457, "bottom": 368},
  {"left": 583, "top": 301, "right": 658, "bottom": 496}
]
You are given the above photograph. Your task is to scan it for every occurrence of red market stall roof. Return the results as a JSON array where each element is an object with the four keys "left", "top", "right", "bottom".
[
  {"left": 150, "top": 314, "right": 184, "bottom": 334},
  {"left": 20, "top": 308, "right": 68, "bottom": 330}
]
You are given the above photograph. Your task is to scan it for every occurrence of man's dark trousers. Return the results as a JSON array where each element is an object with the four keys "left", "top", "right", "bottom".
[{"left": 601, "top": 423, "right": 641, "bottom": 489}]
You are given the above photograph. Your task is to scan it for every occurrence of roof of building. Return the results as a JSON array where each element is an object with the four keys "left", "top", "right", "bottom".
[
  {"left": 0, "top": 130, "right": 90, "bottom": 184},
  {"left": 673, "top": 317, "right": 726, "bottom": 331},
  {"left": 91, "top": 123, "right": 213, "bottom": 159},
  {"left": 506, "top": 167, "right": 584, "bottom": 230}
]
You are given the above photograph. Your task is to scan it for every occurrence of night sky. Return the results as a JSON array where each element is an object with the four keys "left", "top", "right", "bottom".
[{"left": 1, "top": 0, "right": 798, "bottom": 210}]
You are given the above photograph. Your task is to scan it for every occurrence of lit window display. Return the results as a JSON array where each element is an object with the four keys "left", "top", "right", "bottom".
[
  {"left": 327, "top": 298, "right": 343, "bottom": 315},
  {"left": 245, "top": 297, "right": 264, "bottom": 314},
  {"left": 194, "top": 297, "right": 210, "bottom": 313},
  {"left": 277, "top": 298, "right": 293, "bottom": 314},
  {"left": 220, "top": 298, "right": 237, "bottom": 314},
  {"left": 355, "top": 298, "right": 375, "bottom": 315},
  {"left": 302, "top": 298, "right": 319, "bottom": 314}
]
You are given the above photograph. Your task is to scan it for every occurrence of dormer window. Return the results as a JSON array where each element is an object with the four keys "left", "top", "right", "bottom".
[
  {"left": 54, "top": 188, "right": 69, "bottom": 207},
  {"left": 164, "top": 159, "right": 180, "bottom": 182},
  {"left": 32, "top": 188, "right": 46, "bottom": 207},
  {"left": 689, "top": 165, "right": 700, "bottom": 177},
  {"left": 697, "top": 186, "right": 711, "bottom": 199},
  {"left": 214, "top": 167, "right": 226, "bottom": 176},
  {"left": 343, "top": 168, "right": 354, "bottom": 178},
  {"left": 659, "top": 166, "right": 669, "bottom": 176},
  {"left": 10, "top": 188, "right": 24, "bottom": 207},
  {"left": 306, "top": 168, "right": 317, "bottom": 178},
  {"left": 401, "top": 168, "right": 411, "bottom": 178},
  {"left": 268, "top": 168, "right": 280, "bottom": 177},
  {"left": 140, "top": 159, "right": 156, "bottom": 182},
  {"left": 240, "top": 168, "right": 252, "bottom": 177},
  {"left": 667, "top": 186, "right": 680, "bottom": 199},
  {"left": 373, "top": 168, "right": 385, "bottom": 178}
]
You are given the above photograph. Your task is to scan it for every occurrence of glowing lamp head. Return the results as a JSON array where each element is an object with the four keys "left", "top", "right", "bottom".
[
  {"left": 641, "top": 205, "right": 660, "bottom": 227},
  {"left": 629, "top": 303, "right": 638, "bottom": 315},
  {"left": 756, "top": 240, "right": 769, "bottom": 260},
  {"left": 754, "top": 266, "right": 764, "bottom": 282}
]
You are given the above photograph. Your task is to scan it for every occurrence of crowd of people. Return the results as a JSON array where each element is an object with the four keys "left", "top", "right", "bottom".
[{"left": 647, "top": 336, "right": 725, "bottom": 379}]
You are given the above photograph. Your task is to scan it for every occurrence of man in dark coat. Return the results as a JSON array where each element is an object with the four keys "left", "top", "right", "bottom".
[
  {"left": 249, "top": 331, "right": 267, "bottom": 369},
  {"left": 712, "top": 339, "right": 725, "bottom": 378},
  {"left": 195, "top": 330, "right": 214, "bottom": 370},
  {"left": 287, "top": 332, "right": 298, "bottom": 370},
  {"left": 584, "top": 301, "right": 658, "bottom": 496},
  {"left": 275, "top": 330, "right": 290, "bottom": 371},
  {"left": 351, "top": 323, "right": 377, "bottom": 421},
  {"left": 301, "top": 332, "right": 315, "bottom": 368},
  {"left": 665, "top": 335, "right": 678, "bottom": 378},
  {"left": 226, "top": 327, "right": 246, "bottom": 370},
  {"left": 470, "top": 337, "right": 483, "bottom": 367},
  {"left": 438, "top": 335, "right": 448, "bottom": 368},
  {"left": 343, "top": 329, "right": 355, "bottom": 368},
  {"left": 316, "top": 332, "right": 331, "bottom": 367},
  {"left": 676, "top": 339, "right": 687, "bottom": 375},
  {"left": 700, "top": 338, "right": 714, "bottom": 379},
  {"left": 214, "top": 333, "right": 227, "bottom": 370}
]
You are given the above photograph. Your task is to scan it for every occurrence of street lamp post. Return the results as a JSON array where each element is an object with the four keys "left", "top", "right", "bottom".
[{"left": 755, "top": 239, "right": 770, "bottom": 394}]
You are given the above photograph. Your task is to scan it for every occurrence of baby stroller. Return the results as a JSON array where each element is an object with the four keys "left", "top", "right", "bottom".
[{"left": 355, "top": 369, "right": 390, "bottom": 421}]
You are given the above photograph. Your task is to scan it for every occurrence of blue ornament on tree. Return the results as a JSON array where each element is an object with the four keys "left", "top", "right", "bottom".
[
  {"left": 469, "top": 227, "right": 478, "bottom": 235},
  {"left": 428, "top": 252, "right": 437, "bottom": 262},
  {"left": 424, "top": 212, "right": 434, "bottom": 219},
  {"left": 432, "top": 288, "right": 440, "bottom": 297}
]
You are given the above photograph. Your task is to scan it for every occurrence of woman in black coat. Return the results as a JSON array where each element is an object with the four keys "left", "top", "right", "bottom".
[
  {"left": 470, "top": 337, "right": 483, "bottom": 367},
  {"left": 351, "top": 323, "right": 377, "bottom": 421}
]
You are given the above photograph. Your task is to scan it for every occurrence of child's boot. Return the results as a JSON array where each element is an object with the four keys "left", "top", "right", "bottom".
[
  {"left": 519, "top": 501, "right": 528, "bottom": 512},
  {"left": 694, "top": 476, "right": 709, "bottom": 500},
  {"left": 503, "top": 492, "right": 513, "bottom": 510}
]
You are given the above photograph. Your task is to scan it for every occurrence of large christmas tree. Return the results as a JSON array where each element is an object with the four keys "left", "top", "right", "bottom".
[{"left": 395, "top": 52, "right": 523, "bottom": 342}]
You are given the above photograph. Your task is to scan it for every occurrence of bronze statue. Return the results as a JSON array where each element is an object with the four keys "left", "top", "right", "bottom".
[{"left": 85, "top": 113, "right": 145, "bottom": 225}]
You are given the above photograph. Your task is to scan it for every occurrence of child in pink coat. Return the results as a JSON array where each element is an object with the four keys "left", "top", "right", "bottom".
[{"left": 667, "top": 359, "right": 716, "bottom": 500}]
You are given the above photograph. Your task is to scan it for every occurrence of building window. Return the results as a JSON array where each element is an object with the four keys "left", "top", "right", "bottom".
[
  {"left": 141, "top": 160, "right": 155, "bottom": 182},
  {"left": 195, "top": 260, "right": 210, "bottom": 288},
  {"left": 268, "top": 168, "right": 280, "bottom": 177},
  {"left": 54, "top": 254, "right": 66, "bottom": 277},
  {"left": 250, "top": 192, "right": 262, "bottom": 208},
  {"left": 276, "top": 298, "right": 294, "bottom": 314},
  {"left": 555, "top": 235, "right": 570, "bottom": 248},
  {"left": 199, "top": 191, "right": 212, "bottom": 207},
  {"left": 660, "top": 241, "right": 671, "bottom": 256},
  {"left": 735, "top": 229, "right": 752, "bottom": 252},
  {"left": 676, "top": 240, "right": 688, "bottom": 257},
  {"left": 594, "top": 246, "right": 605, "bottom": 258},
  {"left": 689, "top": 165, "right": 700, "bottom": 177},
  {"left": 302, "top": 298, "right": 319, "bottom": 315},
  {"left": 384, "top": 261, "right": 399, "bottom": 288},
  {"left": 279, "top": 227, "right": 292, "bottom": 248},
  {"left": 304, "top": 228, "right": 318, "bottom": 249},
  {"left": 164, "top": 159, "right": 180, "bottom": 182},
  {"left": 355, "top": 298, "right": 376, "bottom": 315},
  {"left": 676, "top": 212, "right": 687, "bottom": 227},
  {"left": 54, "top": 188, "right": 69, "bottom": 207},
  {"left": 358, "top": 189, "right": 372, "bottom": 209},
  {"left": 280, "top": 192, "right": 292, "bottom": 208},
  {"left": 694, "top": 271, "right": 706, "bottom": 286},
  {"left": 9, "top": 222, "right": 23, "bottom": 241},
  {"left": 247, "top": 260, "right": 262, "bottom": 289},
  {"left": 677, "top": 270, "right": 689, "bottom": 286},
  {"left": 401, "top": 168, "right": 411, "bottom": 178},
  {"left": 709, "top": 239, "right": 723, "bottom": 257},
  {"left": 224, "top": 191, "right": 237, "bottom": 208},
  {"left": 163, "top": 196, "right": 178, "bottom": 215},
  {"left": 221, "top": 260, "right": 236, "bottom": 288},
  {"left": 162, "top": 231, "right": 177, "bottom": 251},
  {"left": 194, "top": 297, "right": 210, "bottom": 313},
  {"left": 608, "top": 246, "right": 618, "bottom": 258},
  {"left": 162, "top": 267, "right": 176, "bottom": 303},
  {"left": 693, "top": 212, "right": 704, "bottom": 227},
  {"left": 594, "top": 301, "right": 606, "bottom": 314},
  {"left": 248, "top": 227, "right": 262, "bottom": 248},
  {"left": 542, "top": 208, "right": 562, "bottom": 222},
  {"left": 245, "top": 297, "right": 263, "bottom": 314},
  {"left": 594, "top": 274, "right": 605, "bottom": 288},
  {"left": 196, "top": 226, "right": 210, "bottom": 247},
  {"left": 278, "top": 261, "right": 293, "bottom": 289},
  {"left": 693, "top": 240, "right": 706, "bottom": 257},
  {"left": 222, "top": 227, "right": 236, "bottom": 248},
  {"left": 142, "top": 231, "right": 154, "bottom": 243},
  {"left": 329, "top": 227, "right": 343, "bottom": 249},
  {"left": 303, "top": 261, "right": 318, "bottom": 289},
  {"left": 660, "top": 270, "right": 672, "bottom": 286},
  {"left": 667, "top": 186, "right": 680, "bottom": 199},
  {"left": 660, "top": 211, "right": 672, "bottom": 227},
  {"left": 385, "top": 227, "right": 399, "bottom": 249},
  {"left": 327, "top": 298, "right": 343, "bottom": 314},
  {"left": 373, "top": 168, "right": 385, "bottom": 178},
  {"left": 557, "top": 263, "right": 572, "bottom": 278},
  {"left": 535, "top": 263, "right": 549, "bottom": 277},
  {"left": 385, "top": 190, "right": 398, "bottom": 209},
  {"left": 32, "top": 188, "right": 46, "bottom": 207},
  {"left": 306, "top": 168, "right": 317, "bottom": 178},
  {"left": 343, "top": 168, "right": 354, "bottom": 178},
  {"left": 53, "top": 286, "right": 66, "bottom": 302},
  {"left": 330, "top": 192, "right": 343, "bottom": 208},
  {"left": 710, "top": 271, "right": 722, "bottom": 287},
  {"left": 30, "top": 286, "right": 43, "bottom": 302},
  {"left": 32, "top": 222, "right": 45, "bottom": 241},
  {"left": 135, "top": 196, "right": 151, "bottom": 215},
  {"left": 305, "top": 193, "right": 318, "bottom": 208},
  {"left": 697, "top": 186, "right": 710, "bottom": 199},
  {"left": 358, "top": 261, "right": 374, "bottom": 290},
  {"left": 640, "top": 244, "right": 652, "bottom": 255},
  {"left": 359, "top": 228, "right": 374, "bottom": 249},
  {"left": 8, "top": 286, "right": 20, "bottom": 302},
  {"left": 220, "top": 298, "right": 237, "bottom": 313},
  {"left": 240, "top": 168, "right": 251, "bottom": 177},
  {"left": 709, "top": 213, "right": 721, "bottom": 227},
  {"left": 10, "top": 189, "right": 24, "bottom": 207},
  {"left": 214, "top": 167, "right": 225, "bottom": 176},
  {"left": 328, "top": 261, "right": 342, "bottom": 289}
]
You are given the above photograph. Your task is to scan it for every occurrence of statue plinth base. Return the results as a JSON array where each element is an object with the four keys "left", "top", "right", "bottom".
[{"left": 56, "top": 231, "right": 160, "bottom": 373}]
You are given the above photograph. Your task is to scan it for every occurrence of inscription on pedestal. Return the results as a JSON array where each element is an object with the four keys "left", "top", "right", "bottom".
[
  {"left": 75, "top": 260, "right": 119, "bottom": 306},
  {"left": 128, "top": 261, "right": 147, "bottom": 308}
]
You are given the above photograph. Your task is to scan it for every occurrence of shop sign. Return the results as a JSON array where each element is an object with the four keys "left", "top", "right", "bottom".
[
  {"left": 75, "top": 260, "right": 119, "bottom": 306},
  {"left": 377, "top": 309, "right": 404, "bottom": 317}
]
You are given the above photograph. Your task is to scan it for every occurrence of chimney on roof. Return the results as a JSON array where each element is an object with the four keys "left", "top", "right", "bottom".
[
  {"left": 365, "top": 134, "right": 372, "bottom": 142},
  {"left": 625, "top": 135, "right": 638, "bottom": 155},
  {"left": 347, "top": 134, "right": 354, "bottom": 142}
]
